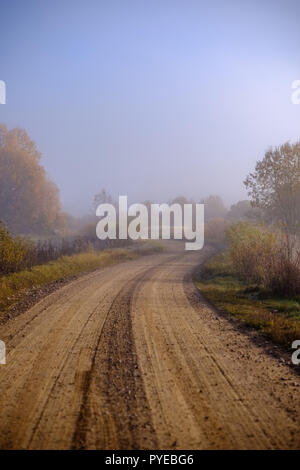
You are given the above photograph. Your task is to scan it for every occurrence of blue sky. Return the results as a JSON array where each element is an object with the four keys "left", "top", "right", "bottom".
[{"left": 1, "top": 0, "right": 300, "bottom": 214}]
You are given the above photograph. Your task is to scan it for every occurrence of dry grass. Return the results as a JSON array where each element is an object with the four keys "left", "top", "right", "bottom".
[
  {"left": 0, "top": 240, "right": 166, "bottom": 319},
  {"left": 196, "top": 251, "right": 300, "bottom": 349},
  {"left": 226, "top": 222, "right": 300, "bottom": 296},
  {"left": 0, "top": 249, "right": 137, "bottom": 317}
]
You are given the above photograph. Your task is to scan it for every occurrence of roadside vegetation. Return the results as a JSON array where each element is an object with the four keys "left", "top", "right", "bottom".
[
  {"left": 197, "top": 141, "right": 300, "bottom": 350},
  {"left": 0, "top": 222, "right": 132, "bottom": 276},
  {"left": 0, "top": 240, "right": 165, "bottom": 320},
  {"left": 0, "top": 249, "right": 135, "bottom": 318},
  {"left": 196, "top": 242, "right": 300, "bottom": 349},
  {"left": 196, "top": 235, "right": 300, "bottom": 348}
]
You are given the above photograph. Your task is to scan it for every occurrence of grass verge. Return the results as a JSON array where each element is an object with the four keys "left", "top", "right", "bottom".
[
  {"left": 0, "top": 243, "right": 164, "bottom": 319},
  {"left": 195, "top": 251, "right": 300, "bottom": 349}
]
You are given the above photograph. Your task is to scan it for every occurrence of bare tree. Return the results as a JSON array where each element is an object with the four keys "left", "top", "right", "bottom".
[{"left": 93, "top": 189, "right": 115, "bottom": 209}]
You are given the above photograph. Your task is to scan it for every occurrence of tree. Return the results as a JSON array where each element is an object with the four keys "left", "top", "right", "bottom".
[
  {"left": 244, "top": 141, "right": 300, "bottom": 235},
  {"left": 169, "top": 196, "right": 193, "bottom": 206},
  {"left": 93, "top": 189, "right": 115, "bottom": 209},
  {"left": 0, "top": 124, "right": 63, "bottom": 234},
  {"left": 200, "top": 195, "right": 227, "bottom": 221},
  {"left": 226, "top": 200, "right": 260, "bottom": 222}
]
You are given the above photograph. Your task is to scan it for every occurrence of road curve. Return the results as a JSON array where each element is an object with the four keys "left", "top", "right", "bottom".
[{"left": 0, "top": 242, "right": 299, "bottom": 449}]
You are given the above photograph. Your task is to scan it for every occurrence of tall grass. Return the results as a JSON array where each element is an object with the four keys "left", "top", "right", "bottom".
[
  {"left": 0, "top": 237, "right": 166, "bottom": 318},
  {"left": 196, "top": 251, "right": 300, "bottom": 349},
  {"left": 205, "top": 218, "right": 227, "bottom": 247},
  {"left": 0, "top": 222, "right": 132, "bottom": 276},
  {"left": 0, "top": 249, "right": 136, "bottom": 316},
  {"left": 226, "top": 222, "right": 300, "bottom": 296},
  {"left": 0, "top": 224, "right": 32, "bottom": 275}
]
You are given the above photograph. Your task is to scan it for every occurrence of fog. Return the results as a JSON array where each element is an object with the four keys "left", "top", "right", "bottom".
[{"left": 1, "top": 0, "right": 300, "bottom": 215}]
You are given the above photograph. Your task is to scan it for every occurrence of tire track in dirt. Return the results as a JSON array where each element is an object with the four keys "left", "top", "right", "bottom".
[
  {"left": 72, "top": 266, "right": 161, "bottom": 449},
  {"left": 0, "top": 256, "right": 159, "bottom": 448},
  {"left": 0, "top": 250, "right": 177, "bottom": 449},
  {"left": 72, "top": 254, "right": 182, "bottom": 449},
  {"left": 0, "top": 243, "right": 300, "bottom": 449},
  {"left": 132, "top": 251, "right": 300, "bottom": 449}
]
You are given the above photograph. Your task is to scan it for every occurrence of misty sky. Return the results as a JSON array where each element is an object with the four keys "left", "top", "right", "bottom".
[{"left": 1, "top": 0, "right": 300, "bottom": 215}]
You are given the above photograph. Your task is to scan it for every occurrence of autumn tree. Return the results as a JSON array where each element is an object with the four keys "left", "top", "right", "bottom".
[{"left": 0, "top": 124, "right": 63, "bottom": 234}]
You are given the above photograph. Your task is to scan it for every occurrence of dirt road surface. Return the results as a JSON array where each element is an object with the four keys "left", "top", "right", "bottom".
[{"left": 0, "top": 242, "right": 299, "bottom": 449}]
